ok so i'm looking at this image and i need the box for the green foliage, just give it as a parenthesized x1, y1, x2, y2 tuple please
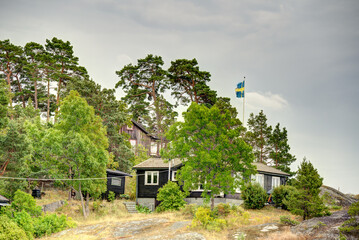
(245, 110, 272, 163)
(272, 185, 298, 210)
(10, 190, 42, 217)
(279, 215, 299, 226)
(191, 206, 227, 232)
(0, 215, 28, 240)
(163, 102, 255, 207)
(33, 214, 75, 238)
(0, 79, 9, 129)
(284, 158, 329, 220)
(156, 181, 187, 212)
(120, 194, 130, 200)
(339, 201, 359, 238)
(181, 204, 199, 217)
(136, 204, 151, 214)
(12, 210, 34, 239)
(107, 191, 116, 202)
(241, 182, 268, 209)
(213, 203, 231, 217)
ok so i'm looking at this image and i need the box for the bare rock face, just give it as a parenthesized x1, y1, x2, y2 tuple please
(291, 210, 355, 240)
(320, 185, 357, 207)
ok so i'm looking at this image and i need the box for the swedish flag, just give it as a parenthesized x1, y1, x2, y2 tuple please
(235, 81, 245, 98)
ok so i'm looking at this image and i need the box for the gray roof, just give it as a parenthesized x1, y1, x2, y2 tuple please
(0, 194, 9, 203)
(253, 162, 290, 176)
(133, 158, 183, 169)
(106, 169, 133, 177)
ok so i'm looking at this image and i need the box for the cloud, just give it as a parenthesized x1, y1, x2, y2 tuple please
(246, 92, 288, 111)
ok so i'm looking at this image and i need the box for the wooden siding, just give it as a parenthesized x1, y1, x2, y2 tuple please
(137, 169, 170, 198)
(106, 173, 126, 195)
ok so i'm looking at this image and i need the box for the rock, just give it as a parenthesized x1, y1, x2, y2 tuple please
(320, 185, 357, 207)
(42, 200, 65, 212)
(291, 210, 353, 240)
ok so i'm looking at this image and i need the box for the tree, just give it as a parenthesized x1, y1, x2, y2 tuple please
(65, 77, 134, 172)
(246, 110, 272, 163)
(167, 58, 217, 107)
(43, 91, 109, 217)
(284, 158, 329, 220)
(116, 54, 176, 146)
(0, 79, 9, 129)
(45, 38, 87, 115)
(269, 123, 296, 174)
(156, 181, 187, 212)
(163, 102, 255, 209)
(0, 39, 23, 108)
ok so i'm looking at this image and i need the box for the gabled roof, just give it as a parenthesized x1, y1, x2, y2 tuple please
(253, 162, 290, 176)
(133, 157, 182, 169)
(131, 120, 160, 140)
(0, 194, 9, 203)
(106, 169, 133, 177)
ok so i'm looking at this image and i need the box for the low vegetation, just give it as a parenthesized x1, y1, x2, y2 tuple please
(241, 182, 268, 209)
(339, 201, 359, 239)
(156, 181, 187, 212)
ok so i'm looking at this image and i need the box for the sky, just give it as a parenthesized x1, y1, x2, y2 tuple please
(1, 0, 359, 193)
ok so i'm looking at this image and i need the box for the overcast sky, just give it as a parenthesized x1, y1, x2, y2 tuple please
(1, 0, 358, 193)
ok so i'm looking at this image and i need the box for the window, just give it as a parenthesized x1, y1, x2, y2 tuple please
(272, 176, 280, 189)
(127, 125, 133, 130)
(252, 174, 264, 188)
(172, 171, 177, 181)
(145, 171, 159, 185)
(234, 172, 242, 193)
(111, 177, 122, 186)
(150, 142, 158, 155)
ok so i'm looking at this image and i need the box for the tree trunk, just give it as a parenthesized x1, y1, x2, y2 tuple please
(211, 197, 215, 211)
(47, 79, 50, 122)
(86, 192, 90, 216)
(79, 182, 87, 218)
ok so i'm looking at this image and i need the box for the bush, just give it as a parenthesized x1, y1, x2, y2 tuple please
(191, 206, 228, 232)
(241, 182, 268, 209)
(120, 194, 130, 200)
(156, 181, 187, 212)
(12, 210, 35, 239)
(279, 215, 299, 226)
(339, 201, 359, 238)
(272, 185, 298, 210)
(107, 191, 116, 202)
(33, 214, 76, 238)
(0, 215, 28, 240)
(136, 204, 151, 214)
(10, 190, 42, 217)
(213, 203, 231, 217)
(181, 204, 199, 217)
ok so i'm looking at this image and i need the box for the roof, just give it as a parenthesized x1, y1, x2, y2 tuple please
(133, 158, 183, 169)
(106, 169, 133, 177)
(131, 120, 160, 140)
(0, 194, 9, 203)
(253, 162, 290, 176)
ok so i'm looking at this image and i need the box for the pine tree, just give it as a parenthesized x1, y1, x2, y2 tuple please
(284, 158, 329, 220)
(269, 123, 296, 174)
(245, 110, 272, 163)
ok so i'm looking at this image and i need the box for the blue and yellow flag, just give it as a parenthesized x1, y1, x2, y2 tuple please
(235, 81, 245, 98)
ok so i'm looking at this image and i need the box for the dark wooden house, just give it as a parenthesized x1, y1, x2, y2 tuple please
(133, 158, 290, 210)
(105, 169, 132, 197)
(121, 120, 164, 156)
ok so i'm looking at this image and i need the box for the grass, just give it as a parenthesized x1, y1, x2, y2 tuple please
(37, 189, 301, 239)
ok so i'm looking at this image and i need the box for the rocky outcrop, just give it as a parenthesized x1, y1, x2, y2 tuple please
(42, 200, 65, 212)
(291, 210, 355, 240)
(320, 185, 357, 207)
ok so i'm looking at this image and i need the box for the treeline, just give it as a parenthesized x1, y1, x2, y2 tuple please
(0, 38, 296, 199)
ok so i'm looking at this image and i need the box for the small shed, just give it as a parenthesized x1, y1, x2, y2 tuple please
(0, 194, 10, 208)
(106, 169, 132, 197)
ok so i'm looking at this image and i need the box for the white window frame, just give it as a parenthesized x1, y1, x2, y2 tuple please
(171, 171, 177, 181)
(272, 176, 280, 189)
(252, 174, 264, 188)
(111, 177, 122, 186)
(145, 171, 159, 185)
(127, 125, 133, 130)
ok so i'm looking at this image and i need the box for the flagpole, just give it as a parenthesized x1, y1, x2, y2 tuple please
(243, 76, 245, 125)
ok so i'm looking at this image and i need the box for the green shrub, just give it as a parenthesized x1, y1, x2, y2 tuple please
(181, 204, 199, 217)
(279, 215, 299, 226)
(107, 191, 116, 202)
(11, 190, 42, 217)
(241, 182, 268, 209)
(136, 204, 151, 214)
(33, 213, 76, 238)
(12, 210, 35, 239)
(156, 181, 187, 212)
(120, 194, 130, 200)
(272, 185, 298, 210)
(339, 201, 359, 238)
(213, 203, 231, 217)
(0, 215, 28, 240)
(191, 206, 228, 232)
